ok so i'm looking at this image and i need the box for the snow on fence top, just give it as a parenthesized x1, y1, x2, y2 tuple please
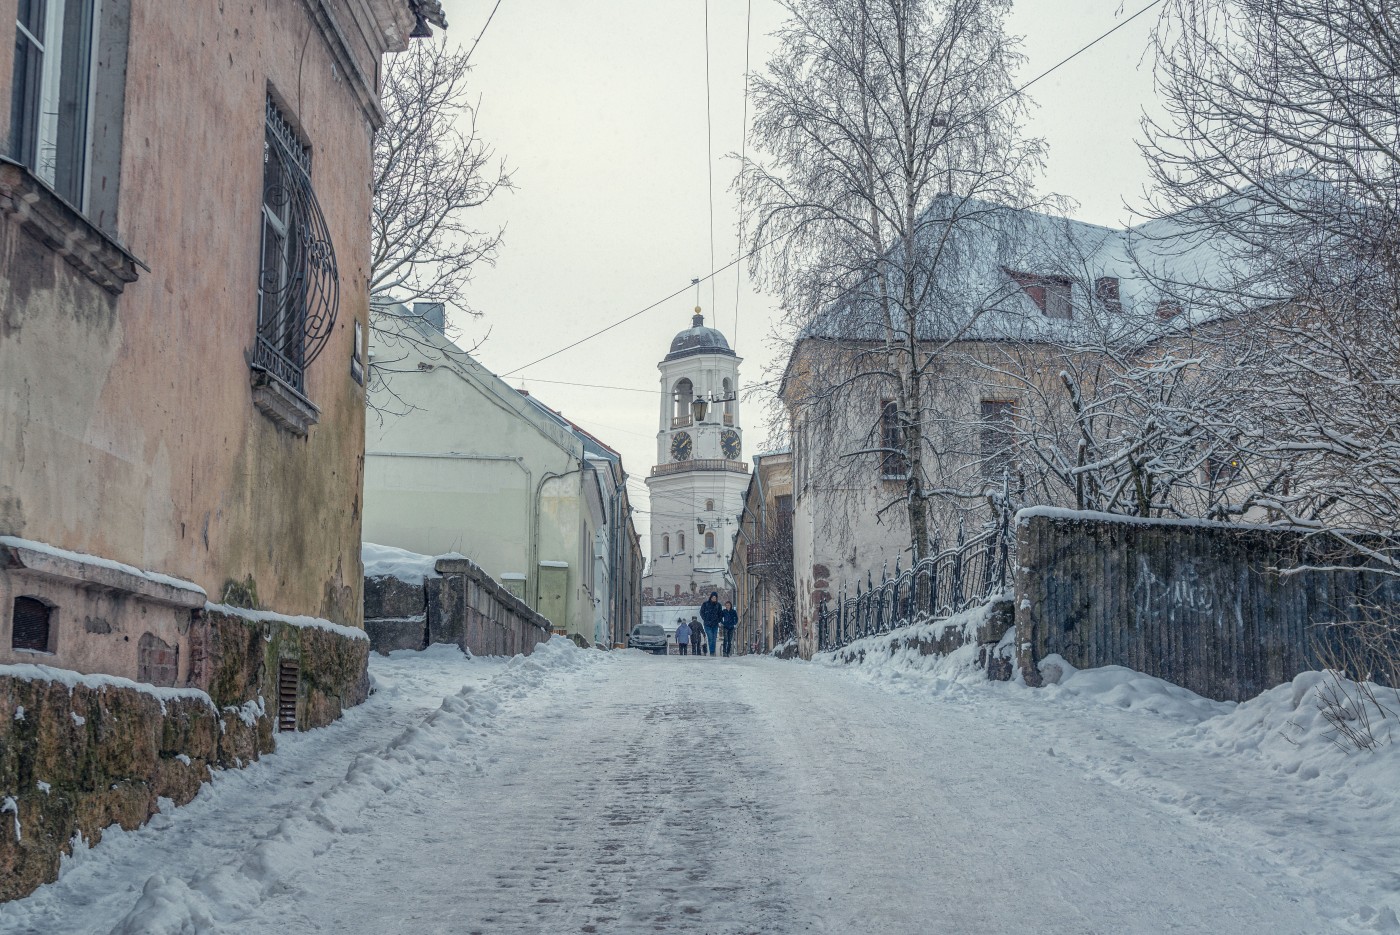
(0, 662, 216, 713)
(0, 535, 208, 597)
(1015, 506, 1271, 532)
(361, 542, 462, 585)
(204, 602, 369, 642)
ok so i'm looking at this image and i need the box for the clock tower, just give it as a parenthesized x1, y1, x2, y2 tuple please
(643, 308, 747, 606)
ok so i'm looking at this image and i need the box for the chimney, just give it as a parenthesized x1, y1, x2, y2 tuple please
(413, 302, 446, 334)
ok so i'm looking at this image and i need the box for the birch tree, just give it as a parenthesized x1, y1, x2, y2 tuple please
(745, 0, 1046, 561)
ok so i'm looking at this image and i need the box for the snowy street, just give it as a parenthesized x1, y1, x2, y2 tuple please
(2, 641, 1394, 934)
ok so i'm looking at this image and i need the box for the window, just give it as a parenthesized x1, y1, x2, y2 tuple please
(775, 494, 793, 517)
(254, 95, 339, 398)
(1204, 452, 1243, 486)
(9, 0, 97, 206)
(980, 400, 1016, 480)
(705, 498, 714, 511)
(880, 400, 908, 479)
(11, 596, 53, 652)
(673, 378, 694, 422)
(722, 378, 734, 423)
(704, 532, 716, 552)
(351, 320, 365, 385)
(1094, 277, 1121, 312)
(678, 533, 686, 552)
(1008, 270, 1073, 319)
(662, 534, 670, 554)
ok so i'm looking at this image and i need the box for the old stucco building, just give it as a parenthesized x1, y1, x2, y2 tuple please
(0, 0, 440, 681)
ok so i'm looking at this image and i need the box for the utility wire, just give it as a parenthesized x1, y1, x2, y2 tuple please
(733, 0, 752, 348)
(462, 0, 503, 66)
(502, 0, 1160, 377)
(704, 0, 718, 316)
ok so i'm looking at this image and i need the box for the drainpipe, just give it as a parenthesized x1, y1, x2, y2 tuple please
(365, 451, 532, 581)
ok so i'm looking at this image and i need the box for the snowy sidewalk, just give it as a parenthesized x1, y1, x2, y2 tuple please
(1, 642, 1391, 934)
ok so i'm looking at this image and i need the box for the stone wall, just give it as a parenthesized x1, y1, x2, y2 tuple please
(0, 607, 369, 902)
(823, 598, 1015, 679)
(364, 557, 553, 658)
(1015, 509, 1400, 702)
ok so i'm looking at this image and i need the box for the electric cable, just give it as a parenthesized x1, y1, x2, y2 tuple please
(501, 0, 1162, 377)
(704, 0, 718, 316)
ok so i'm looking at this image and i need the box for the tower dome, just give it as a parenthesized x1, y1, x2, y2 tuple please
(664, 308, 735, 362)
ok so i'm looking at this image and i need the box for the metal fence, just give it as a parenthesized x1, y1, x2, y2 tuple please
(816, 513, 1013, 653)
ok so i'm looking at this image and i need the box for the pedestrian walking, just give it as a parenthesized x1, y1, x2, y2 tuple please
(721, 601, 738, 657)
(689, 616, 703, 656)
(700, 591, 722, 657)
(674, 617, 691, 655)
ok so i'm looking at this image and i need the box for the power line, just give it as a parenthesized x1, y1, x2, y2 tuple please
(517, 377, 658, 394)
(462, 0, 503, 66)
(733, 0, 753, 348)
(503, 1, 1158, 377)
(703, 0, 718, 316)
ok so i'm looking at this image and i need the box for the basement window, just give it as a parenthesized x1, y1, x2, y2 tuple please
(11, 596, 54, 652)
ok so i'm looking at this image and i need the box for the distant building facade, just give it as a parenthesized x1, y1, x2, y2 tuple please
(0, 0, 431, 680)
(363, 307, 641, 646)
(643, 309, 747, 606)
(730, 450, 794, 654)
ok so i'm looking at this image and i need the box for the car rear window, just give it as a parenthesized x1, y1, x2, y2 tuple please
(636, 625, 664, 636)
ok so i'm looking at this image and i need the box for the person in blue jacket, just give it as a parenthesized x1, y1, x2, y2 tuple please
(699, 591, 723, 656)
(720, 600, 738, 657)
(674, 617, 691, 655)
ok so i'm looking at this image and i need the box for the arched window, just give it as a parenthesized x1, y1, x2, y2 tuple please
(704, 532, 716, 551)
(678, 533, 686, 552)
(705, 498, 714, 511)
(11, 596, 53, 652)
(722, 378, 734, 420)
(673, 378, 694, 421)
(662, 534, 670, 554)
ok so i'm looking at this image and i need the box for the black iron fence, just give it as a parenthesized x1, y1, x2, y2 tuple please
(816, 513, 1014, 653)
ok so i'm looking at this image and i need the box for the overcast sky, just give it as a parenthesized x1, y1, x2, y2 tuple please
(433, 0, 1161, 555)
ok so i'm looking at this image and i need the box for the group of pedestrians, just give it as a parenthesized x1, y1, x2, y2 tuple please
(673, 591, 739, 656)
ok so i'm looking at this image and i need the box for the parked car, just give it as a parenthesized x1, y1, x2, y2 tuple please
(627, 624, 668, 654)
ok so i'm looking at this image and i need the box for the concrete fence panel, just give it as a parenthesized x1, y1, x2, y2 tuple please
(1015, 509, 1400, 702)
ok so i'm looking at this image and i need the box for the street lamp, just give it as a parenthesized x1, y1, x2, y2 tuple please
(690, 395, 710, 424)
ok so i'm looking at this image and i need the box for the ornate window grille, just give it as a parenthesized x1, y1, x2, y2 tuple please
(254, 96, 338, 395)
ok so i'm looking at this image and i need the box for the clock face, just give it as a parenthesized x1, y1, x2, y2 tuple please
(721, 429, 741, 460)
(670, 431, 693, 462)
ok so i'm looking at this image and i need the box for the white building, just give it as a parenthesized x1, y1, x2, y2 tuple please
(643, 309, 749, 605)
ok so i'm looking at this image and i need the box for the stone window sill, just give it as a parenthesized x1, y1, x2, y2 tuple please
(0, 157, 142, 295)
(250, 368, 320, 437)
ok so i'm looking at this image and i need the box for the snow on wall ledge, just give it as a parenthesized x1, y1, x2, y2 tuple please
(0, 607, 372, 903)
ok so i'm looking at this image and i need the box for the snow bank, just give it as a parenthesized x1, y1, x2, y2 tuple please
(1034, 654, 1234, 723)
(815, 603, 1009, 692)
(1188, 670, 1400, 804)
(360, 541, 442, 584)
(203, 603, 368, 642)
(0, 662, 216, 713)
(97, 637, 595, 935)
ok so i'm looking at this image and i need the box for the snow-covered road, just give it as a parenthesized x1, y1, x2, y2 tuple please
(2, 641, 1392, 934)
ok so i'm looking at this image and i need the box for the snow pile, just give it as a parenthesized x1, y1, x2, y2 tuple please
(0, 662, 216, 713)
(361, 542, 445, 585)
(1188, 670, 1400, 802)
(91, 637, 594, 935)
(1035, 654, 1234, 723)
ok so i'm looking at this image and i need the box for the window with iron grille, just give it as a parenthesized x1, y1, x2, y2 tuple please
(254, 95, 339, 397)
(980, 399, 1016, 480)
(11, 596, 53, 652)
(880, 400, 908, 479)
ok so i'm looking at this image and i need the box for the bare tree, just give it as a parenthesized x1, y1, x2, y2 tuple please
(1143, 0, 1400, 568)
(372, 39, 512, 312)
(746, 0, 1048, 562)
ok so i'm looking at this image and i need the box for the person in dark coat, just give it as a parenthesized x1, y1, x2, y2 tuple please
(674, 617, 691, 655)
(720, 601, 738, 657)
(689, 616, 703, 655)
(699, 592, 722, 656)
